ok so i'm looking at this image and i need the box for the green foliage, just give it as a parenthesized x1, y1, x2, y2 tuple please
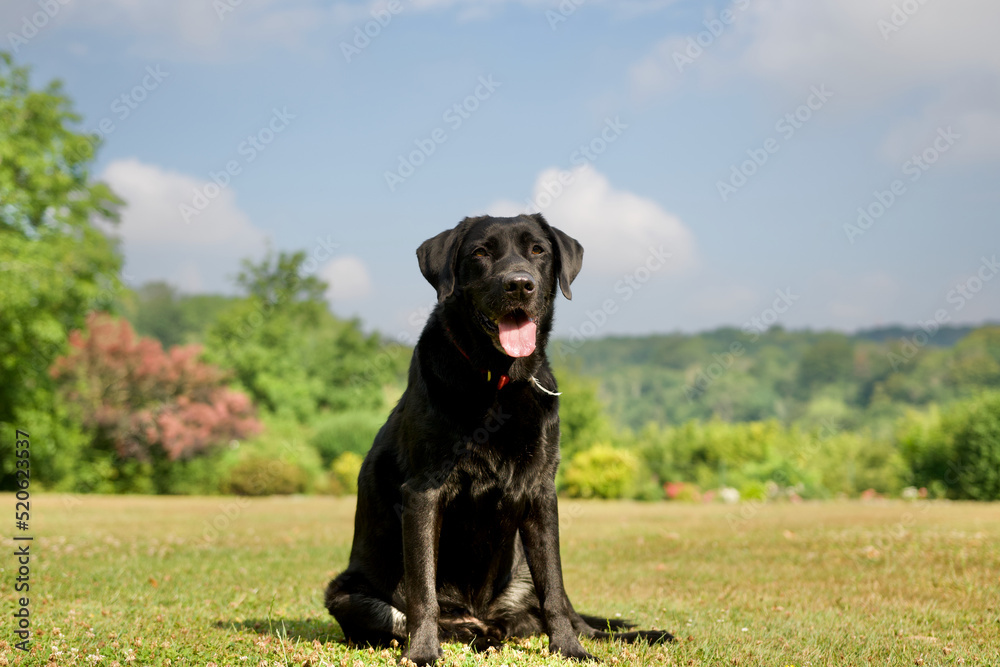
(49, 313, 260, 493)
(222, 456, 309, 496)
(553, 369, 615, 461)
(947, 328, 1000, 389)
(951, 395, 1000, 499)
(329, 451, 364, 495)
(630, 418, 906, 500)
(899, 391, 1000, 500)
(738, 480, 767, 501)
(0, 53, 124, 488)
(311, 410, 384, 466)
(796, 334, 854, 394)
(219, 418, 325, 496)
(124, 281, 237, 347)
(562, 444, 641, 499)
(560, 325, 1000, 432)
(206, 250, 402, 422)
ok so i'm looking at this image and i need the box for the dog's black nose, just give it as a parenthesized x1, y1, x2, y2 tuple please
(503, 271, 535, 297)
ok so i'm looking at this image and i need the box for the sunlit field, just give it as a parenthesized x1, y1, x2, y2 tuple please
(2, 495, 998, 666)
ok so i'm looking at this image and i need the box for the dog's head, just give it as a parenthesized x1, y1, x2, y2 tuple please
(417, 213, 583, 358)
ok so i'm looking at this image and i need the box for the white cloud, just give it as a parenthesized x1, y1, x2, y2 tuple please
(878, 86, 1000, 163)
(630, 0, 1000, 159)
(731, 0, 1000, 101)
(321, 255, 374, 301)
(628, 36, 689, 100)
(101, 158, 268, 292)
(487, 165, 698, 276)
(33, 0, 681, 60)
(53, 0, 347, 61)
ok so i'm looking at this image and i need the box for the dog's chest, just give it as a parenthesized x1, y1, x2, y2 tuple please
(445, 396, 554, 503)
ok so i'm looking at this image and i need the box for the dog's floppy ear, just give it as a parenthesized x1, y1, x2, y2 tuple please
(533, 213, 583, 300)
(417, 218, 474, 303)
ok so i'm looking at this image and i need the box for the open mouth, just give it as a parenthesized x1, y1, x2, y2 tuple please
(478, 309, 537, 358)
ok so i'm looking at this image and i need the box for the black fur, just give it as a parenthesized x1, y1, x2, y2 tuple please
(325, 214, 673, 665)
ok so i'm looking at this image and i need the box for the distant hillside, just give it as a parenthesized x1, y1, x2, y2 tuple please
(852, 324, 987, 346)
(552, 324, 1000, 431)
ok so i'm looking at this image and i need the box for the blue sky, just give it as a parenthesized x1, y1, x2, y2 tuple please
(6, 0, 999, 342)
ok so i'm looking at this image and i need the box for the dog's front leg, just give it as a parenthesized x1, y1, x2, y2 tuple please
(401, 482, 443, 666)
(521, 483, 596, 662)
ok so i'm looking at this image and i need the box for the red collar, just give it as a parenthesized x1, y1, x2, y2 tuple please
(444, 326, 511, 390)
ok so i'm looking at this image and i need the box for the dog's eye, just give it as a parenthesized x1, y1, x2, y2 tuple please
(531, 245, 544, 255)
(473, 248, 489, 258)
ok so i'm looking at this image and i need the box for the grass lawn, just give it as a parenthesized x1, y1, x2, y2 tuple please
(1, 495, 998, 666)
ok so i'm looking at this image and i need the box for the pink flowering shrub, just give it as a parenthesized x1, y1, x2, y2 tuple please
(51, 313, 260, 463)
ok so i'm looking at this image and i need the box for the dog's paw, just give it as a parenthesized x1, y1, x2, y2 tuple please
(400, 644, 443, 667)
(550, 639, 597, 662)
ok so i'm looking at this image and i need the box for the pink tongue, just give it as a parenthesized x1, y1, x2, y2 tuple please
(498, 314, 537, 357)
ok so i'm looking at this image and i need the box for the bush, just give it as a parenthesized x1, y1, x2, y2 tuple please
(218, 417, 325, 495)
(899, 392, 1000, 499)
(664, 481, 701, 502)
(897, 407, 950, 491)
(554, 371, 616, 461)
(738, 480, 767, 501)
(49, 313, 260, 493)
(328, 451, 364, 495)
(222, 456, 307, 496)
(311, 411, 384, 466)
(160, 451, 230, 495)
(563, 444, 640, 499)
(950, 393, 1000, 499)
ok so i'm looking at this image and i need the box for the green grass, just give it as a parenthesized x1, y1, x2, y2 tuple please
(2, 495, 999, 666)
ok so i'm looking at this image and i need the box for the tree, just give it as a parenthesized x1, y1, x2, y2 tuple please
(553, 369, 615, 461)
(947, 327, 1000, 390)
(128, 281, 187, 348)
(124, 281, 237, 347)
(206, 250, 399, 421)
(0, 52, 124, 488)
(51, 313, 261, 492)
(796, 334, 854, 394)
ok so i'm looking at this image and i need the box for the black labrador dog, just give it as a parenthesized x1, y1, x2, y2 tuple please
(325, 214, 672, 665)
